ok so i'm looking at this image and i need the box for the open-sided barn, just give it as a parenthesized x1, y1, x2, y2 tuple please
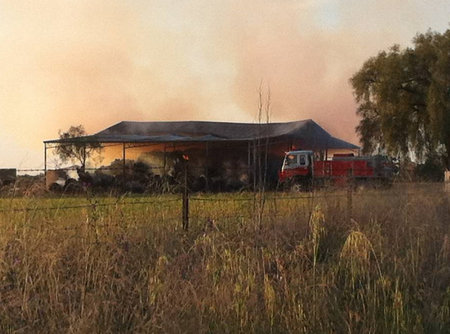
(44, 119, 359, 190)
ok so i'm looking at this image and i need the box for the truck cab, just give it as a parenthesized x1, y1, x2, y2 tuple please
(279, 150, 313, 183)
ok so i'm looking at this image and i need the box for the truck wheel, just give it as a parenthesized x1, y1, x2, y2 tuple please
(290, 178, 312, 192)
(291, 183, 303, 192)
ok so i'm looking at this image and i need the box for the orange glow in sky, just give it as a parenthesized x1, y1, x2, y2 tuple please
(0, 0, 449, 168)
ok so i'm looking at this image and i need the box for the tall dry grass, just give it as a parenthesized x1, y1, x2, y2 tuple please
(0, 184, 448, 333)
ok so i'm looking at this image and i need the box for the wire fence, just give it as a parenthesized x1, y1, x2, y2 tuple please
(0, 197, 180, 213)
(2, 161, 448, 232)
(0, 183, 447, 232)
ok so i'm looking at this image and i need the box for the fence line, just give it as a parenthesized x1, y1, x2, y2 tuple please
(0, 188, 442, 214)
(189, 193, 352, 202)
(0, 198, 179, 213)
(2, 186, 445, 211)
(2, 165, 448, 238)
(0, 192, 366, 213)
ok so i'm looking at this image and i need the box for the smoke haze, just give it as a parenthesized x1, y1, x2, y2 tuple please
(0, 0, 449, 167)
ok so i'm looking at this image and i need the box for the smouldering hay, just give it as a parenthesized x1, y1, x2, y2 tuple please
(0, 184, 449, 333)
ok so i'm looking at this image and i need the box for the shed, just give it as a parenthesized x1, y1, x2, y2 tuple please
(44, 119, 359, 189)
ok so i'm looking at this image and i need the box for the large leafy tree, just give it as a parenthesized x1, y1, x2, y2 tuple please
(55, 125, 102, 170)
(351, 29, 450, 170)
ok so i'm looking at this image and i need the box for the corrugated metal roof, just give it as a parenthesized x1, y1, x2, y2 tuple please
(44, 119, 359, 150)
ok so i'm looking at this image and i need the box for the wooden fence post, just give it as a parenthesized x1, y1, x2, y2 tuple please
(347, 181, 353, 223)
(445, 170, 450, 194)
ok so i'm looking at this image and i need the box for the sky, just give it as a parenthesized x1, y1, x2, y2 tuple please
(0, 0, 449, 169)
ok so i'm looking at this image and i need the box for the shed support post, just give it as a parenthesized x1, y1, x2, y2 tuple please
(247, 141, 251, 169)
(205, 142, 209, 191)
(182, 161, 189, 230)
(44, 143, 47, 178)
(122, 143, 126, 179)
(247, 141, 251, 187)
(163, 144, 167, 176)
(253, 140, 257, 191)
(82, 145, 86, 171)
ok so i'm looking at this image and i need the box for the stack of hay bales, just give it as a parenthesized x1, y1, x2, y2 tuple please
(0, 169, 16, 186)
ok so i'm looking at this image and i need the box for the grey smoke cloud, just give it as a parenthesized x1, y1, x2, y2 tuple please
(0, 0, 449, 167)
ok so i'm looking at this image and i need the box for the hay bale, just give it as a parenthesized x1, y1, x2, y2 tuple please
(46, 169, 67, 190)
(0, 169, 16, 185)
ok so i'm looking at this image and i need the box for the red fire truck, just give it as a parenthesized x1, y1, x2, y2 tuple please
(279, 150, 395, 190)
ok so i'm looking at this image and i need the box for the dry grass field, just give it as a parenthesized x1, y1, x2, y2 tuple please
(0, 184, 449, 333)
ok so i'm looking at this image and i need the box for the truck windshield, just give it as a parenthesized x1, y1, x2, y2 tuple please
(285, 154, 297, 166)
